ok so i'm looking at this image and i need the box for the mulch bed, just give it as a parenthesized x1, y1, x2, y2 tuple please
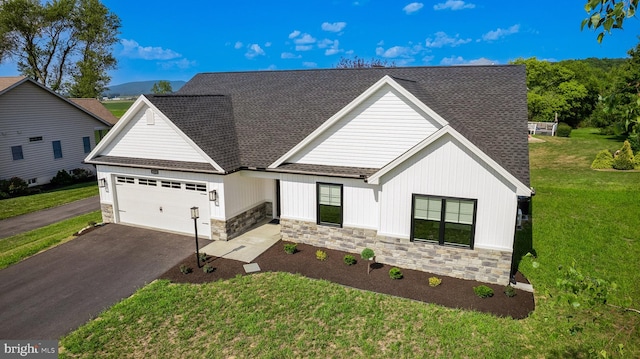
(160, 240, 535, 319)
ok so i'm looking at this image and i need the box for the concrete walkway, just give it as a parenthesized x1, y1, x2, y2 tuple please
(0, 195, 100, 239)
(201, 220, 281, 263)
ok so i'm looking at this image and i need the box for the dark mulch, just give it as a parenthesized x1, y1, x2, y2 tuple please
(160, 240, 535, 319)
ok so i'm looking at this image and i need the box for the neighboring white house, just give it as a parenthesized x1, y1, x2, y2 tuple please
(85, 66, 532, 285)
(0, 77, 115, 186)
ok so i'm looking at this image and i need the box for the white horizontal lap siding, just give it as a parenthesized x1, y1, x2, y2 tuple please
(280, 174, 378, 229)
(96, 164, 224, 219)
(223, 172, 272, 219)
(101, 106, 206, 163)
(0, 82, 105, 183)
(289, 86, 439, 168)
(379, 134, 518, 251)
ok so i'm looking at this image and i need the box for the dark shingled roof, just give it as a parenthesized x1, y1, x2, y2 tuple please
(147, 66, 528, 185)
(90, 156, 219, 173)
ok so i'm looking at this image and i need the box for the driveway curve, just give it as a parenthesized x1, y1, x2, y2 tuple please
(0, 224, 198, 340)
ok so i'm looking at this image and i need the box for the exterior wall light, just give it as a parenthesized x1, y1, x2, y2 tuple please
(209, 189, 218, 202)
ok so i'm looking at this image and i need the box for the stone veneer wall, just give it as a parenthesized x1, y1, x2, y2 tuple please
(280, 218, 512, 285)
(210, 202, 271, 241)
(101, 203, 113, 223)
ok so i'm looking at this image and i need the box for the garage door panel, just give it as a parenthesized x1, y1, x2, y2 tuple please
(114, 176, 210, 238)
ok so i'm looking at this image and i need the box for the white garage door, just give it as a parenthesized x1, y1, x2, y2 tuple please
(114, 175, 211, 238)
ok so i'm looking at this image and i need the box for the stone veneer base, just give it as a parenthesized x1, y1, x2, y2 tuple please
(280, 218, 512, 285)
(210, 202, 271, 241)
(101, 203, 114, 223)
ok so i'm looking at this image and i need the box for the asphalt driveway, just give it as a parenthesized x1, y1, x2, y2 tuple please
(0, 224, 198, 340)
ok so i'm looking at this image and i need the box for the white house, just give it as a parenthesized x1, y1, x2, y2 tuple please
(0, 77, 115, 186)
(85, 66, 531, 285)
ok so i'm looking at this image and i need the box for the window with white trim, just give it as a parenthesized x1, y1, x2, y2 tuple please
(161, 181, 181, 189)
(411, 195, 476, 248)
(116, 176, 134, 184)
(52, 140, 62, 159)
(11, 145, 23, 160)
(138, 178, 157, 186)
(82, 136, 91, 153)
(317, 183, 343, 227)
(185, 183, 206, 192)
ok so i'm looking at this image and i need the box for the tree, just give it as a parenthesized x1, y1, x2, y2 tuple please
(335, 56, 396, 68)
(151, 80, 173, 94)
(0, 0, 120, 96)
(582, 0, 638, 43)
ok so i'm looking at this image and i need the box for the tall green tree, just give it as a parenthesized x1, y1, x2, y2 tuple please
(0, 0, 120, 97)
(151, 80, 173, 94)
(582, 0, 638, 43)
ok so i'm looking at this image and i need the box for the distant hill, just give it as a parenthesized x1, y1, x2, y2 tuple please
(103, 80, 186, 98)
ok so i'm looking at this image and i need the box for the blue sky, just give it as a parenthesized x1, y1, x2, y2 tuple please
(2, 0, 640, 86)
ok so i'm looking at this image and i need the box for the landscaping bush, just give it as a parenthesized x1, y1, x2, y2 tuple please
(556, 122, 572, 137)
(473, 285, 494, 298)
(283, 243, 297, 254)
(428, 277, 442, 287)
(50, 170, 73, 186)
(315, 250, 327, 261)
(389, 267, 403, 279)
(70, 168, 93, 182)
(504, 286, 517, 298)
(612, 140, 635, 170)
(635, 152, 640, 169)
(202, 264, 215, 273)
(591, 149, 614, 169)
(8, 177, 28, 196)
(199, 252, 208, 262)
(343, 255, 356, 265)
(179, 265, 192, 274)
(361, 248, 375, 260)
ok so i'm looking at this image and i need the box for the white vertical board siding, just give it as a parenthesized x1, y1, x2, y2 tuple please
(96, 165, 225, 220)
(280, 174, 379, 229)
(379, 134, 518, 251)
(101, 106, 207, 163)
(0, 82, 108, 184)
(223, 172, 271, 219)
(288, 85, 440, 168)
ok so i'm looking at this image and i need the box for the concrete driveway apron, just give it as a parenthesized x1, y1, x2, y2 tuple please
(0, 224, 197, 340)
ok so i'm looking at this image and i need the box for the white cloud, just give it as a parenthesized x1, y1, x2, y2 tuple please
(321, 22, 347, 32)
(324, 40, 342, 55)
(159, 58, 197, 70)
(303, 61, 318, 68)
(294, 33, 316, 45)
(295, 45, 314, 51)
(264, 42, 272, 47)
(422, 55, 435, 63)
(377, 40, 385, 46)
(288, 30, 301, 39)
(317, 39, 334, 49)
(481, 24, 520, 41)
(245, 44, 265, 59)
(440, 56, 497, 66)
(121, 39, 181, 60)
(425, 32, 471, 48)
(433, 0, 475, 11)
(281, 52, 302, 59)
(234, 41, 243, 49)
(403, 2, 424, 14)
(375, 44, 423, 59)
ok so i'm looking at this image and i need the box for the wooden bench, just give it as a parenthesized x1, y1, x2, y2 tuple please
(528, 121, 557, 136)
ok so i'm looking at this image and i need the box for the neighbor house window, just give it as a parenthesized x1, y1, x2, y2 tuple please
(411, 195, 477, 248)
(82, 136, 91, 153)
(52, 140, 62, 159)
(317, 183, 343, 227)
(11, 145, 23, 160)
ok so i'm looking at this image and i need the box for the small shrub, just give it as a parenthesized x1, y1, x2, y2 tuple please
(50, 170, 73, 186)
(284, 243, 297, 254)
(473, 285, 494, 298)
(428, 277, 442, 287)
(179, 265, 192, 274)
(635, 152, 640, 169)
(316, 250, 327, 261)
(361, 248, 375, 260)
(504, 286, 517, 297)
(70, 168, 93, 182)
(389, 267, 403, 279)
(203, 264, 215, 273)
(612, 140, 635, 170)
(591, 149, 614, 169)
(556, 122, 572, 137)
(199, 252, 208, 262)
(343, 255, 357, 265)
(7, 177, 28, 196)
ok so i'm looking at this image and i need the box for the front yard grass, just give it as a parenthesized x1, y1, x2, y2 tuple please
(0, 182, 98, 220)
(59, 128, 640, 358)
(0, 211, 101, 270)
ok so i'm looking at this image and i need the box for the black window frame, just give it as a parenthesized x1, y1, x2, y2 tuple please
(82, 136, 91, 153)
(316, 182, 343, 227)
(52, 140, 62, 159)
(11, 145, 24, 161)
(410, 194, 477, 249)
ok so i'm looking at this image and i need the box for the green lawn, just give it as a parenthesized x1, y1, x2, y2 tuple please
(0, 182, 98, 220)
(101, 100, 134, 118)
(59, 128, 640, 358)
(0, 211, 102, 270)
